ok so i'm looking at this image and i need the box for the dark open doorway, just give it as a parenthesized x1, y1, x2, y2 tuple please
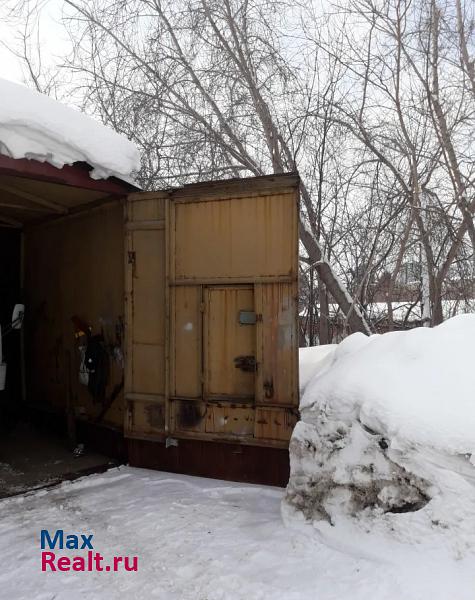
(0, 228, 119, 498)
(0, 227, 21, 428)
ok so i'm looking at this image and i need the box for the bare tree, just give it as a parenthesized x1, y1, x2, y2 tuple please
(5, 0, 475, 339)
(311, 0, 475, 326)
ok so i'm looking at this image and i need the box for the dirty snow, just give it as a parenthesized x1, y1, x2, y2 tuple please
(0, 78, 140, 181)
(285, 314, 475, 597)
(2, 466, 475, 600)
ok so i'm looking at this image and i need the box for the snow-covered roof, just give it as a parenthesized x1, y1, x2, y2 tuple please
(0, 78, 140, 183)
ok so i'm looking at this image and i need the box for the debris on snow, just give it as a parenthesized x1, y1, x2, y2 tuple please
(0, 78, 140, 182)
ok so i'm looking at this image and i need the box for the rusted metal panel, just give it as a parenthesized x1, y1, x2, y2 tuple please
(125, 174, 299, 455)
(171, 173, 299, 202)
(204, 286, 255, 399)
(125, 397, 166, 440)
(127, 437, 291, 487)
(170, 285, 201, 398)
(129, 230, 165, 343)
(254, 407, 298, 441)
(205, 404, 254, 437)
(19, 171, 298, 486)
(171, 275, 294, 285)
(171, 192, 297, 281)
(255, 282, 298, 407)
(173, 400, 206, 434)
(165, 175, 299, 450)
(130, 343, 165, 395)
(124, 195, 167, 439)
(173, 401, 255, 439)
(127, 228, 166, 394)
(24, 201, 126, 427)
(129, 195, 167, 221)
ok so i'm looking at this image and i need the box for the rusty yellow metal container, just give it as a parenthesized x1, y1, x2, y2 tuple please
(19, 172, 299, 484)
(124, 174, 300, 455)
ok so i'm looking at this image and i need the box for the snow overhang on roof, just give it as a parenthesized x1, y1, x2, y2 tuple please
(0, 78, 140, 184)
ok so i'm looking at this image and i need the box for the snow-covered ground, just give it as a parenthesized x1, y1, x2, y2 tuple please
(0, 78, 140, 181)
(0, 465, 474, 599)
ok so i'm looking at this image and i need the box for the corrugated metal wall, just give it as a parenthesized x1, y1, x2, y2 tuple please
(125, 174, 299, 449)
(24, 202, 125, 427)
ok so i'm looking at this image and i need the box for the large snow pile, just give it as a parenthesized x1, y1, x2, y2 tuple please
(285, 314, 475, 563)
(0, 78, 140, 181)
(299, 344, 336, 393)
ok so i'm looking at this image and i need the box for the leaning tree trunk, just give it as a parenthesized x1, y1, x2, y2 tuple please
(299, 220, 372, 335)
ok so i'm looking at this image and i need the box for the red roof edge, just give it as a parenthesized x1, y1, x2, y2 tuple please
(0, 155, 140, 195)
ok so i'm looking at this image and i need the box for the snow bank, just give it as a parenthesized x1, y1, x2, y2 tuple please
(299, 344, 336, 394)
(0, 78, 140, 181)
(285, 314, 475, 561)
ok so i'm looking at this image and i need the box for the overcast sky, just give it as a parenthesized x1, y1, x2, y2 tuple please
(0, 0, 67, 85)
(0, 22, 24, 83)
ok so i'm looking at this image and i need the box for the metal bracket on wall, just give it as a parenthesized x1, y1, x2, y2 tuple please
(238, 310, 257, 325)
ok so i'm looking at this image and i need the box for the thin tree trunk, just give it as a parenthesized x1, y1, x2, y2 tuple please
(308, 266, 315, 346)
(318, 279, 330, 344)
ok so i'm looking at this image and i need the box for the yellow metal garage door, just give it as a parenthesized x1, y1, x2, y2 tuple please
(204, 286, 255, 400)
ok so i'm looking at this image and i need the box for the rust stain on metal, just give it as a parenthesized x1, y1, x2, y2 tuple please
(178, 400, 205, 429)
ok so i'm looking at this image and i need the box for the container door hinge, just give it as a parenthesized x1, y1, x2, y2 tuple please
(238, 310, 262, 324)
(128, 251, 137, 277)
(263, 379, 274, 399)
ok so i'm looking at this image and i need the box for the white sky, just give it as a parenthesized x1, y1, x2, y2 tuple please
(0, 0, 68, 85)
(0, 24, 25, 83)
